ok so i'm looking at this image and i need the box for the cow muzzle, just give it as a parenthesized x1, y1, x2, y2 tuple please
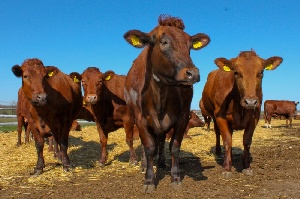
(241, 97, 259, 109)
(176, 67, 200, 85)
(85, 94, 98, 104)
(32, 93, 47, 106)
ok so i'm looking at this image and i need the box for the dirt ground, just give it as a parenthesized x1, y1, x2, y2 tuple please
(1, 119, 300, 199)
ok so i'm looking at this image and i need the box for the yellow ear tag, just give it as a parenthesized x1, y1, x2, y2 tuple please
(265, 64, 273, 70)
(105, 75, 111, 81)
(193, 41, 202, 49)
(83, 100, 86, 105)
(48, 71, 54, 77)
(73, 76, 80, 83)
(223, 65, 231, 72)
(131, 35, 140, 46)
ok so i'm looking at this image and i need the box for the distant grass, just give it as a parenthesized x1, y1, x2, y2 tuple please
(0, 125, 17, 132)
(0, 117, 17, 123)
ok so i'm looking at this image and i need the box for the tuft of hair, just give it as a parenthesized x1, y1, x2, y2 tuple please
(239, 49, 258, 59)
(158, 14, 185, 30)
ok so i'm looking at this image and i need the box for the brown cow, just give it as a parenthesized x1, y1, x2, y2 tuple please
(201, 50, 283, 178)
(199, 99, 212, 131)
(165, 111, 205, 139)
(81, 67, 137, 166)
(123, 15, 210, 192)
(16, 88, 32, 146)
(12, 58, 83, 176)
(264, 100, 299, 128)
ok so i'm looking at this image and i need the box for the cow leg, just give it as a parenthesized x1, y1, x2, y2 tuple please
(142, 140, 156, 193)
(59, 133, 70, 172)
(215, 117, 233, 178)
(242, 128, 254, 175)
(214, 119, 221, 155)
(169, 133, 183, 188)
(31, 134, 45, 176)
(123, 120, 138, 165)
(16, 120, 23, 146)
(97, 125, 108, 166)
(157, 134, 166, 169)
(24, 123, 30, 144)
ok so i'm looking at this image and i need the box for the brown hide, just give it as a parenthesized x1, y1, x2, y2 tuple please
(81, 67, 136, 165)
(199, 99, 212, 131)
(16, 88, 32, 146)
(165, 111, 205, 139)
(264, 100, 298, 128)
(77, 103, 95, 122)
(12, 58, 83, 175)
(201, 50, 283, 176)
(123, 15, 210, 191)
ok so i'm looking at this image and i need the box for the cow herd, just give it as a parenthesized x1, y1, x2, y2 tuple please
(12, 15, 298, 193)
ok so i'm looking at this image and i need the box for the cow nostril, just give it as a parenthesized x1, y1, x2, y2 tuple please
(245, 99, 258, 106)
(186, 70, 193, 79)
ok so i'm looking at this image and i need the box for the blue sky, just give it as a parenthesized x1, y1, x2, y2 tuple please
(1, 0, 299, 109)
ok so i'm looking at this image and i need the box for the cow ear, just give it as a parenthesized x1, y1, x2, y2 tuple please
(69, 72, 82, 83)
(124, 30, 150, 48)
(214, 58, 233, 72)
(103, 70, 115, 81)
(45, 66, 59, 77)
(264, 56, 283, 70)
(191, 33, 210, 50)
(12, 65, 22, 77)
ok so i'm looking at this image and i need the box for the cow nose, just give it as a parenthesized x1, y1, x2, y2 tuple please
(186, 69, 200, 82)
(86, 95, 97, 103)
(34, 93, 47, 106)
(244, 98, 258, 109)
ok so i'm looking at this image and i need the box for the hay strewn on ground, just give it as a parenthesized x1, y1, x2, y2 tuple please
(1, 119, 300, 192)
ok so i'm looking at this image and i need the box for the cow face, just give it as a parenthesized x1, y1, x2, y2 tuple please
(215, 50, 283, 109)
(124, 15, 210, 86)
(81, 67, 115, 104)
(12, 58, 47, 106)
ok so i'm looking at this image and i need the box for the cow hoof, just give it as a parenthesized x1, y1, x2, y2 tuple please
(221, 171, 233, 179)
(170, 181, 183, 190)
(98, 162, 106, 167)
(30, 168, 43, 176)
(242, 168, 253, 176)
(142, 184, 156, 194)
(130, 159, 138, 166)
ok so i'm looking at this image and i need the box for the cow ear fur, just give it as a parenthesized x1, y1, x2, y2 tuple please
(103, 70, 115, 81)
(12, 65, 22, 77)
(69, 72, 82, 83)
(124, 30, 150, 48)
(45, 66, 59, 77)
(214, 58, 233, 72)
(191, 33, 211, 50)
(264, 56, 283, 71)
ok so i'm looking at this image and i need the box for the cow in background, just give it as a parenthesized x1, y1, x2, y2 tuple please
(165, 111, 205, 139)
(264, 100, 299, 128)
(201, 50, 283, 178)
(12, 58, 82, 176)
(123, 14, 210, 192)
(81, 67, 137, 166)
(199, 99, 212, 132)
(16, 88, 32, 146)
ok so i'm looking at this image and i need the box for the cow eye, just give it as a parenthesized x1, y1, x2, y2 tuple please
(257, 71, 264, 78)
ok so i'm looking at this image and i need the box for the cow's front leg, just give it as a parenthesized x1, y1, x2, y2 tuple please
(97, 125, 108, 166)
(60, 135, 70, 172)
(216, 117, 233, 178)
(142, 141, 156, 193)
(31, 135, 45, 176)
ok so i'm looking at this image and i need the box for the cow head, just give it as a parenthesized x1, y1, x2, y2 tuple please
(12, 58, 47, 106)
(123, 15, 210, 86)
(81, 67, 115, 104)
(214, 50, 283, 109)
(69, 72, 82, 87)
